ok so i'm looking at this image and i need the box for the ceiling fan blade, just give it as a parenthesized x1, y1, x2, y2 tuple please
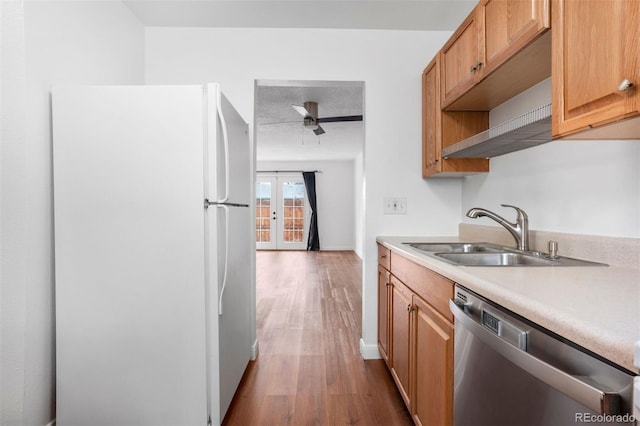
(317, 115, 363, 123)
(292, 104, 311, 118)
(259, 120, 303, 126)
(313, 126, 326, 136)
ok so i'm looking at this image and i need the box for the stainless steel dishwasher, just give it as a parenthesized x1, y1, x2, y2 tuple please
(450, 285, 636, 426)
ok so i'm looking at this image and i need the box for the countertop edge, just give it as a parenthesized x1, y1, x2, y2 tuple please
(377, 236, 640, 374)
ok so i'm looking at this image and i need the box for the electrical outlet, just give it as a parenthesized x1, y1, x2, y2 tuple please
(383, 197, 407, 214)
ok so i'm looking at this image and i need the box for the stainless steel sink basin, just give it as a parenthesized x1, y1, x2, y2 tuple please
(403, 241, 607, 267)
(434, 251, 607, 267)
(406, 242, 504, 254)
(435, 252, 559, 266)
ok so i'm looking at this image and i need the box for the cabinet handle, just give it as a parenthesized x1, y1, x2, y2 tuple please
(380, 254, 387, 259)
(407, 304, 415, 313)
(470, 61, 484, 73)
(618, 78, 633, 91)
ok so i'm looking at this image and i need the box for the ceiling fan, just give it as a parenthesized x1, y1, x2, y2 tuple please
(292, 101, 363, 136)
(261, 101, 363, 136)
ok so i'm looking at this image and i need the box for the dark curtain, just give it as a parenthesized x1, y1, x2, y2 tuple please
(302, 172, 320, 251)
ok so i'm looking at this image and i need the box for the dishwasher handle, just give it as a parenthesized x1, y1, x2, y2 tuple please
(449, 299, 622, 415)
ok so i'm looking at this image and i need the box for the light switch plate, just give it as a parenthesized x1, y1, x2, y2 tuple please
(383, 197, 407, 214)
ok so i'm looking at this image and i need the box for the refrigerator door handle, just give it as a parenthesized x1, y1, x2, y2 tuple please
(204, 198, 249, 316)
(217, 204, 230, 316)
(215, 87, 230, 204)
(204, 199, 249, 208)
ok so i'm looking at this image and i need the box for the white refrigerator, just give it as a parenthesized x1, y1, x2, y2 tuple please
(52, 84, 254, 425)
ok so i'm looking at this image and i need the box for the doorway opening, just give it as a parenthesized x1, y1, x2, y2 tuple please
(254, 79, 365, 254)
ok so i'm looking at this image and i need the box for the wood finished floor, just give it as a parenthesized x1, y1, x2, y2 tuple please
(222, 251, 412, 426)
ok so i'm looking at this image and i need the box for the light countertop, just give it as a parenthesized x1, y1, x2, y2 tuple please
(377, 236, 640, 374)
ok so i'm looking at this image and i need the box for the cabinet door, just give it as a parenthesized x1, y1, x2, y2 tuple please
(377, 265, 391, 364)
(552, 0, 640, 137)
(422, 55, 441, 177)
(412, 295, 454, 426)
(390, 276, 413, 408)
(441, 6, 483, 107)
(423, 53, 490, 178)
(481, 0, 550, 76)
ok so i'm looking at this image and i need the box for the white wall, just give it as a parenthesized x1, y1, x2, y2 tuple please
(258, 160, 356, 251)
(2, 2, 30, 424)
(354, 152, 365, 258)
(1, 2, 144, 424)
(145, 27, 461, 357)
(462, 78, 640, 238)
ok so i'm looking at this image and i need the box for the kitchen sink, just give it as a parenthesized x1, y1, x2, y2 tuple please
(436, 252, 560, 266)
(403, 241, 607, 267)
(434, 251, 607, 267)
(406, 242, 504, 254)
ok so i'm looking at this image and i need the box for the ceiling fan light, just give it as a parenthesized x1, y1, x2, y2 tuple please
(304, 117, 318, 130)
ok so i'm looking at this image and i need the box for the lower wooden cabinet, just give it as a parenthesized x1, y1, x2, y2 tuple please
(377, 264, 391, 363)
(390, 276, 413, 408)
(377, 244, 454, 426)
(413, 294, 454, 426)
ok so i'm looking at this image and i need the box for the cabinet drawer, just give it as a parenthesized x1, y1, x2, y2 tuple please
(378, 244, 391, 270)
(390, 253, 454, 322)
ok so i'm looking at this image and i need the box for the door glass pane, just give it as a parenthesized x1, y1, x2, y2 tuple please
(282, 182, 305, 243)
(256, 182, 271, 242)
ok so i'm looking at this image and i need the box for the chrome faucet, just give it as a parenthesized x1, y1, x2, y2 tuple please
(466, 204, 529, 251)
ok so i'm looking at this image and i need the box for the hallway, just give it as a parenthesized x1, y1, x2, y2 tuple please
(223, 251, 412, 425)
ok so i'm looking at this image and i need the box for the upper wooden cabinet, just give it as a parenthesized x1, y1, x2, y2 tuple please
(481, 0, 550, 76)
(441, 0, 551, 110)
(441, 6, 483, 107)
(552, 0, 640, 138)
(422, 53, 489, 178)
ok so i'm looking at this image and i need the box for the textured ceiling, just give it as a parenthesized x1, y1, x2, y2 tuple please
(255, 81, 364, 161)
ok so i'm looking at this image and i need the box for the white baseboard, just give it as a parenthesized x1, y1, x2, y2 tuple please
(359, 338, 381, 360)
(250, 338, 259, 361)
(46, 420, 56, 426)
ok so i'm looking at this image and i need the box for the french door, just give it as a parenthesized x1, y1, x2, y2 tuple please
(256, 175, 310, 250)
